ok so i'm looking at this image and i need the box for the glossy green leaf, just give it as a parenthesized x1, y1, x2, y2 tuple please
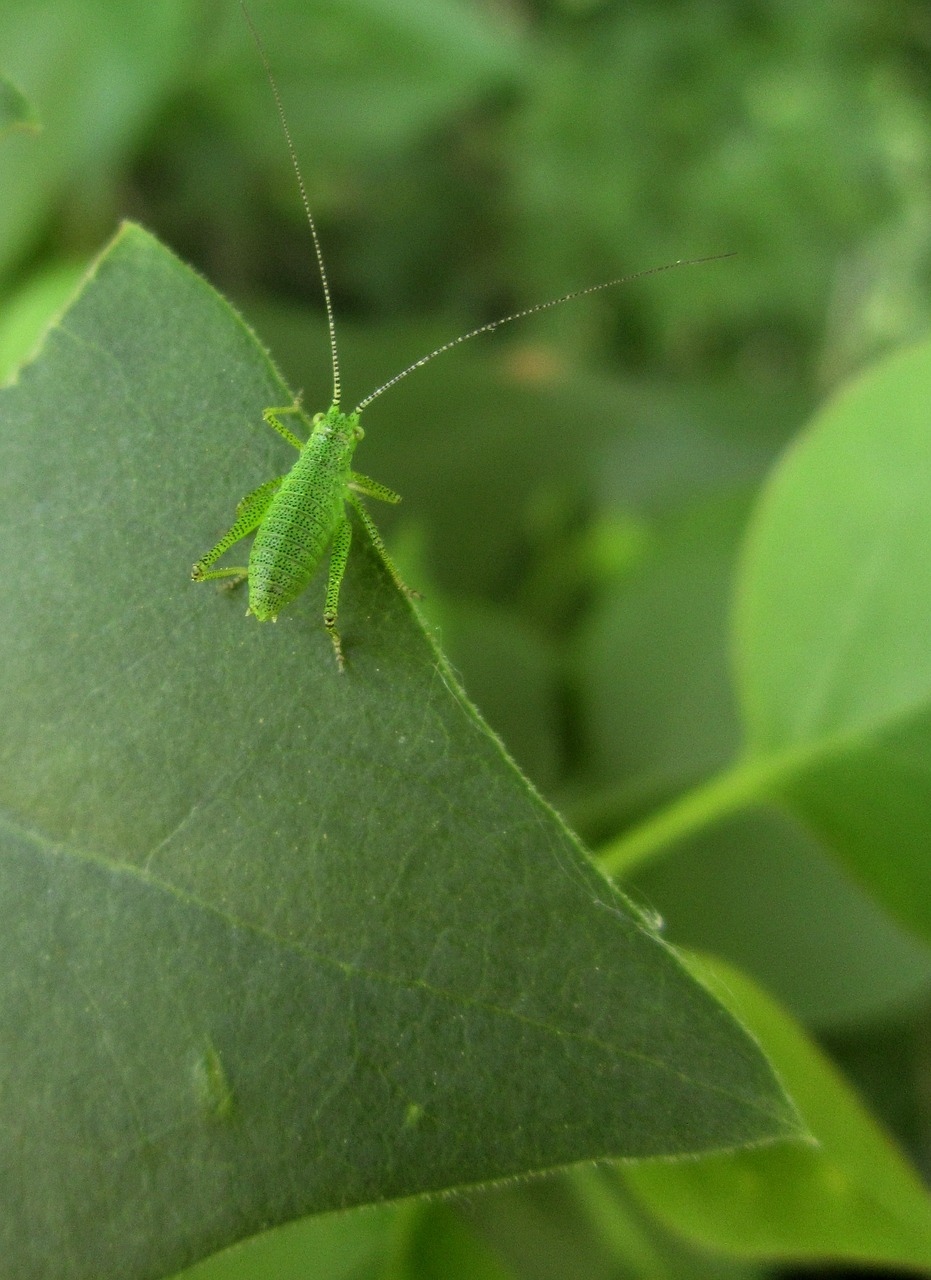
(623, 954, 931, 1269)
(0, 225, 801, 1280)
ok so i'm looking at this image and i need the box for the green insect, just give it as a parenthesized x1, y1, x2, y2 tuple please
(191, 396, 407, 672)
(193, 0, 728, 670)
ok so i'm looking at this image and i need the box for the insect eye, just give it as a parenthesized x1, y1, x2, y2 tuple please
(312, 412, 325, 426)
(355, 424, 365, 441)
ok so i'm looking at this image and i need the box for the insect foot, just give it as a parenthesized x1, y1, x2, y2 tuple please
(323, 609, 346, 672)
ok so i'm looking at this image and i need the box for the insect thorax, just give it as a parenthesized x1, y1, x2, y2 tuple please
(309, 404, 364, 451)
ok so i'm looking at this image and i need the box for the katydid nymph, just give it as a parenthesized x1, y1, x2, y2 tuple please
(192, 0, 730, 670)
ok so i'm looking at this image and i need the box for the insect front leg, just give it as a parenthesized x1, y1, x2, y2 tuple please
(346, 492, 421, 601)
(262, 399, 306, 450)
(192, 475, 283, 587)
(324, 515, 352, 671)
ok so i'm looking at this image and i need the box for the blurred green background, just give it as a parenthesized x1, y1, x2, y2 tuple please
(4, 0, 931, 1276)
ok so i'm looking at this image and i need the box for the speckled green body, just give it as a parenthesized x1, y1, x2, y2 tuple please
(248, 409, 359, 622)
(192, 401, 407, 668)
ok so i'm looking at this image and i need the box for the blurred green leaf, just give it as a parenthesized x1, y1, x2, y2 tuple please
(601, 337, 931, 945)
(628, 807, 931, 1029)
(0, 0, 194, 281)
(211, 0, 520, 175)
(461, 1173, 762, 1280)
(576, 493, 749, 799)
(582, 491, 931, 1028)
(0, 225, 802, 1280)
(508, 5, 931, 369)
(623, 953, 931, 1269)
(734, 335, 931, 942)
(173, 1205, 395, 1280)
(399, 1202, 517, 1280)
(0, 258, 86, 382)
(428, 597, 561, 792)
(0, 72, 38, 136)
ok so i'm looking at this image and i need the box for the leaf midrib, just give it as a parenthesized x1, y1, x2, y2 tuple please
(0, 808, 795, 1123)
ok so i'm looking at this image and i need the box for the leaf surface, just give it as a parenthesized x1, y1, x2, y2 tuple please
(0, 225, 800, 1280)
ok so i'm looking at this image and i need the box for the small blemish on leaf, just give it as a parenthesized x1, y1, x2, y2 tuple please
(193, 1038, 235, 1122)
(404, 1102, 424, 1128)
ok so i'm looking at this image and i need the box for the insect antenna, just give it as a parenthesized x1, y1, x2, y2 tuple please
(239, 0, 342, 407)
(354, 253, 734, 414)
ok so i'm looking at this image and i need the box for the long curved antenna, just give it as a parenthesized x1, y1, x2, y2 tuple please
(239, 0, 342, 406)
(354, 253, 734, 414)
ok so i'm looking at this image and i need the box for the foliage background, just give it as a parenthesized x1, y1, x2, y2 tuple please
(3, 0, 931, 1276)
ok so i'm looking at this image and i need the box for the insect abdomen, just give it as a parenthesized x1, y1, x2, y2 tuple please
(248, 437, 347, 620)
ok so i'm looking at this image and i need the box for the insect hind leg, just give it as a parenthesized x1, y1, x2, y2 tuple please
(192, 476, 283, 585)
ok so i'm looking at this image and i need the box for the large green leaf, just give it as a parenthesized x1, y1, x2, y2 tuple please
(0, 225, 800, 1280)
(623, 953, 931, 1270)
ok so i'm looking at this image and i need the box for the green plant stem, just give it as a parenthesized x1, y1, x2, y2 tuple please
(597, 744, 816, 879)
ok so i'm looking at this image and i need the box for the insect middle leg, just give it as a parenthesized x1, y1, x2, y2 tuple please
(349, 471, 401, 505)
(346, 492, 420, 600)
(191, 475, 283, 586)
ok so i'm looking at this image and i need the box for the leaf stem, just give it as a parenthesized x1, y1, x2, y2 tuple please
(596, 747, 810, 878)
